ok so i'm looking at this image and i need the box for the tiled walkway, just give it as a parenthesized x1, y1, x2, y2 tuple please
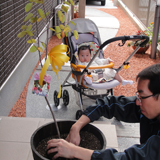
(0, 1, 141, 159)
(0, 116, 118, 160)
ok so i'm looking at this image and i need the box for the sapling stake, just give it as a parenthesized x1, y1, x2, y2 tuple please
(17, 0, 76, 140)
(45, 96, 61, 138)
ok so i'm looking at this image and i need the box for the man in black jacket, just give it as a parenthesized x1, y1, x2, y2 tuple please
(47, 63, 160, 160)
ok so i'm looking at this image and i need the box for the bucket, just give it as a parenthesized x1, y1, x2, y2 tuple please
(30, 120, 106, 160)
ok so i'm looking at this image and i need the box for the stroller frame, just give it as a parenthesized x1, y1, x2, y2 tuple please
(53, 18, 149, 119)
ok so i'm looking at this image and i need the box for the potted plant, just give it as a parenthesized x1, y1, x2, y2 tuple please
(74, 2, 79, 18)
(17, 0, 106, 159)
(127, 22, 160, 54)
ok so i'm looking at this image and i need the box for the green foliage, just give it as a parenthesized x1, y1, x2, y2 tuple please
(37, 9, 45, 19)
(25, 3, 33, 12)
(69, 0, 74, 5)
(41, 42, 45, 48)
(17, 31, 26, 38)
(30, 45, 37, 52)
(62, 5, 69, 13)
(27, 39, 36, 43)
(24, 13, 33, 22)
(17, 0, 77, 53)
(30, 16, 37, 23)
(128, 22, 160, 48)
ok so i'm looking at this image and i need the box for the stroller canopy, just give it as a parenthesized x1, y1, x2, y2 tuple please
(67, 18, 102, 45)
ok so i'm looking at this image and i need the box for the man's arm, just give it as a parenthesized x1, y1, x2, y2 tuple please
(66, 115, 90, 145)
(67, 95, 140, 145)
(91, 135, 160, 160)
(47, 134, 160, 160)
(84, 95, 140, 123)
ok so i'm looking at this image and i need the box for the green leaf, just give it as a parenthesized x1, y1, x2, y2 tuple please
(49, 27, 55, 31)
(69, 0, 74, 6)
(21, 25, 27, 30)
(37, 17, 42, 22)
(29, 0, 34, 2)
(57, 10, 63, 21)
(35, 0, 44, 3)
(24, 13, 33, 22)
(56, 33, 61, 39)
(38, 47, 43, 52)
(61, 13, 65, 23)
(27, 39, 36, 43)
(26, 31, 33, 36)
(25, 3, 33, 12)
(64, 1, 70, 5)
(73, 30, 79, 40)
(41, 42, 45, 48)
(17, 31, 26, 38)
(30, 45, 37, 52)
(46, 11, 50, 16)
(62, 5, 69, 13)
(55, 26, 61, 34)
(59, 24, 65, 30)
(30, 16, 37, 23)
(65, 32, 68, 37)
(37, 8, 45, 19)
(70, 21, 76, 26)
(63, 25, 71, 33)
(26, 24, 32, 31)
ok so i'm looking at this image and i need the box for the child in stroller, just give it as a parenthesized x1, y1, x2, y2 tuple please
(77, 45, 133, 85)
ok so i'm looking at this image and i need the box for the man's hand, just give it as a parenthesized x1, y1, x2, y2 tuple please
(66, 125, 81, 146)
(47, 139, 76, 159)
(47, 138, 93, 160)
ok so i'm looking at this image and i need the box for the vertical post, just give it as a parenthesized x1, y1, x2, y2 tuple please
(146, 0, 151, 27)
(71, 4, 74, 19)
(79, 0, 86, 18)
(150, 1, 160, 59)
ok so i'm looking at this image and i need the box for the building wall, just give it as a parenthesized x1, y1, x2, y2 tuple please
(0, 0, 58, 116)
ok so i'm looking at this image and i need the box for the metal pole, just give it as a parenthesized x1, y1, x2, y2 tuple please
(146, 0, 151, 27)
(150, 1, 160, 59)
(79, 0, 86, 18)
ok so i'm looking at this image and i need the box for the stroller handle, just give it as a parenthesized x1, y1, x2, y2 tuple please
(100, 35, 149, 50)
(76, 62, 114, 70)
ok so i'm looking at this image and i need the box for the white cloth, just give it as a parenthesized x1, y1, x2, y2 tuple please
(77, 57, 117, 81)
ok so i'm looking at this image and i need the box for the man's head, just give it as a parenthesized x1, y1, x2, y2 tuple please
(78, 45, 91, 63)
(136, 64, 160, 119)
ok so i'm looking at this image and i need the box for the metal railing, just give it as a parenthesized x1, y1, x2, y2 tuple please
(121, 0, 157, 27)
(0, 0, 58, 89)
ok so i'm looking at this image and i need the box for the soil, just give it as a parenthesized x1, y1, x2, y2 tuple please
(36, 131, 102, 160)
(8, 6, 160, 117)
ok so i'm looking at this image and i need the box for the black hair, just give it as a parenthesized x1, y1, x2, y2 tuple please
(136, 64, 160, 96)
(78, 45, 91, 55)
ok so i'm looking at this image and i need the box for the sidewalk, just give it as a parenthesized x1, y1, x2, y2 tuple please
(26, 2, 140, 153)
(0, 116, 118, 160)
(26, 3, 120, 120)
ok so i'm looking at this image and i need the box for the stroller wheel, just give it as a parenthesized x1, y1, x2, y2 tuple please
(76, 110, 83, 120)
(54, 90, 59, 107)
(63, 90, 69, 106)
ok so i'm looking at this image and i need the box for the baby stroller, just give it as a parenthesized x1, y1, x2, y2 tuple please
(53, 18, 149, 120)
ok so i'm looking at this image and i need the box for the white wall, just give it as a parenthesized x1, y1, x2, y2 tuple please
(0, 23, 53, 116)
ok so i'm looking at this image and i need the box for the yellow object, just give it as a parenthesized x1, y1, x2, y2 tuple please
(71, 62, 114, 88)
(39, 44, 70, 98)
(124, 65, 130, 69)
(76, 62, 114, 70)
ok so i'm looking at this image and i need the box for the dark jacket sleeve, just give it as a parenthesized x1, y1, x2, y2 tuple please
(91, 135, 160, 160)
(83, 95, 140, 123)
